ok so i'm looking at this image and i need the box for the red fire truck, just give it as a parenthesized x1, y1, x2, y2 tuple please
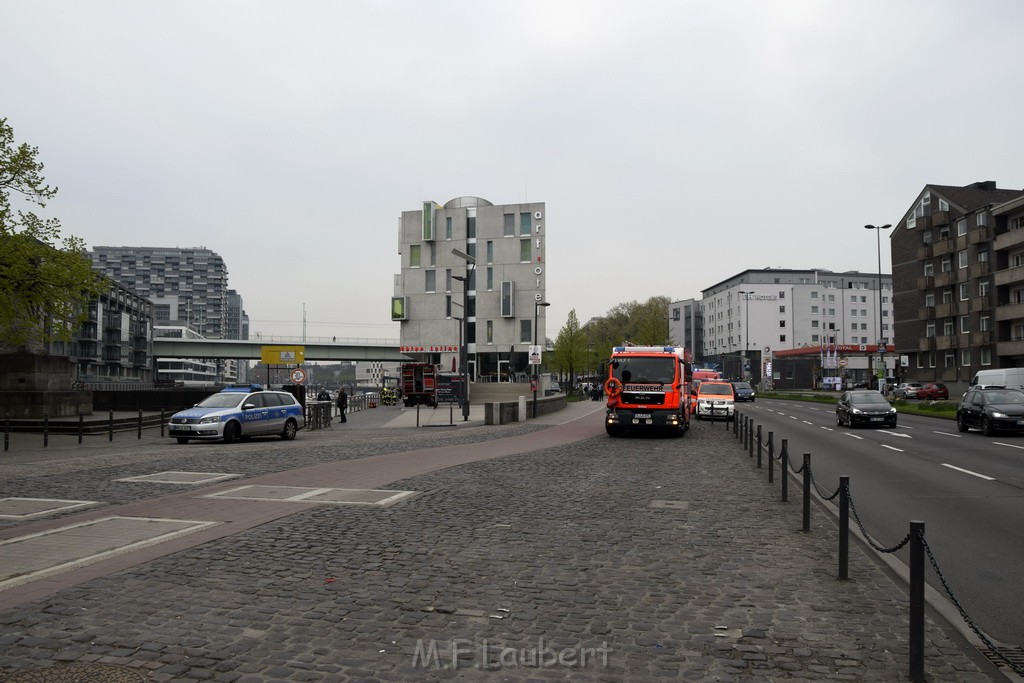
(603, 345, 693, 437)
(401, 363, 438, 407)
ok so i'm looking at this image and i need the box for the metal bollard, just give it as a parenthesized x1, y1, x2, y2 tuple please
(768, 431, 774, 483)
(781, 440, 789, 502)
(756, 425, 762, 468)
(733, 410, 739, 437)
(725, 409, 730, 431)
(138, 409, 143, 439)
(4, 412, 9, 451)
(78, 411, 84, 444)
(416, 403, 420, 428)
(108, 410, 114, 442)
(43, 412, 49, 448)
(160, 409, 165, 437)
(909, 520, 926, 682)
(839, 476, 849, 580)
(748, 420, 754, 458)
(802, 453, 811, 532)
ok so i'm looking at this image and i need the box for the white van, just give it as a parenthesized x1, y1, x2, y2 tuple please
(970, 368, 1024, 390)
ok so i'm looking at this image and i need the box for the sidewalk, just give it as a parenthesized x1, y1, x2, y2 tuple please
(0, 401, 1004, 681)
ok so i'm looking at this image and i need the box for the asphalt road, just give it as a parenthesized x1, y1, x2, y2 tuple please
(735, 398, 1024, 648)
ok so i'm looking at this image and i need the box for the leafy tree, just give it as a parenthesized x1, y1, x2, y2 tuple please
(585, 296, 672, 362)
(552, 309, 588, 387)
(0, 118, 103, 351)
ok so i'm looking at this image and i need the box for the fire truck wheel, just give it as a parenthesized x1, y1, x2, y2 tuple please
(605, 424, 625, 437)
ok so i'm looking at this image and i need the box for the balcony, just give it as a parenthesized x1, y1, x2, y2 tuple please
(968, 262, 991, 279)
(995, 301, 1024, 321)
(930, 210, 950, 226)
(916, 275, 935, 290)
(916, 245, 934, 260)
(934, 302, 957, 318)
(914, 215, 932, 229)
(969, 226, 992, 245)
(918, 306, 936, 320)
(919, 337, 936, 351)
(933, 271, 955, 288)
(994, 228, 1024, 252)
(971, 330, 992, 345)
(935, 336, 956, 350)
(995, 264, 1024, 287)
(996, 340, 1024, 358)
(970, 298, 992, 313)
(932, 239, 955, 257)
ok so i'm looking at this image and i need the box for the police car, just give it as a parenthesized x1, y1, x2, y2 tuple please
(168, 385, 305, 444)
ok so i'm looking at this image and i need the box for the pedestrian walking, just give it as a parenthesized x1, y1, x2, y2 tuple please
(336, 387, 348, 422)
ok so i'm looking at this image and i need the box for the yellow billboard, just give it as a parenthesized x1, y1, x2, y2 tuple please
(260, 345, 305, 364)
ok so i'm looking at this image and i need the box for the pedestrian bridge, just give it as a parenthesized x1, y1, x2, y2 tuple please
(151, 338, 411, 362)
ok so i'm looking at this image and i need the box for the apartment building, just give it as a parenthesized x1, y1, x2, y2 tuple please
(668, 299, 703, 362)
(700, 268, 894, 387)
(891, 181, 1024, 392)
(392, 196, 547, 381)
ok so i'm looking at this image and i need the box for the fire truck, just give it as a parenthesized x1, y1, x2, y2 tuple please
(401, 363, 438, 407)
(603, 345, 693, 437)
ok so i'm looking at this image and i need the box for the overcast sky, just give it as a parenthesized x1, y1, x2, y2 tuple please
(4, 1, 1023, 342)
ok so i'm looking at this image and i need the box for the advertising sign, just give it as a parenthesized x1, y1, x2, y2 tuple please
(435, 373, 464, 404)
(528, 345, 542, 365)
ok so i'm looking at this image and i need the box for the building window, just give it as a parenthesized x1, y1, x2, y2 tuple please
(976, 213, 987, 227)
(519, 239, 531, 262)
(811, 319, 819, 328)
(520, 319, 531, 343)
(923, 262, 934, 276)
(980, 314, 990, 332)
(959, 283, 969, 300)
(922, 230, 933, 244)
(501, 281, 515, 317)
(980, 347, 992, 365)
(959, 315, 970, 334)
(429, 243, 436, 266)
(851, 309, 858, 317)
(925, 322, 936, 337)
(961, 349, 971, 366)
(979, 280, 990, 297)
(779, 305, 785, 313)
(486, 241, 494, 264)
(941, 290, 952, 304)
(425, 270, 436, 292)
(446, 269, 452, 292)
(939, 198, 949, 211)
(409, 245, 421, 268)
(467, 216, 476, 238)
(943, 320, 954, 336)
(486, 320, 493, 344)
(928, 352, 936, 368)
(940, 256, 952, 273)
(944, 351, 955, 368)
(520, 212, 531, 236)
(446, 217, 453, 240)
(957, 220, 968, 237)
(779, 335, 786, 342)
(486, 267, 493, 290)
(958, 250, 968, 268)
(445, 295, 452, 318)
(978, 249, 989, 263)
(811, 291, 818, 299)
(779, 320, 786, 328)
(779, 291, 785, 299)
(503, 214, 514, 237)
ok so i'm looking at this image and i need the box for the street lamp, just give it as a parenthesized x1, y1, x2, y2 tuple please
(739, 290, 752, 380)
(452, 248, 476, 421)
(865, 224, 892, 389)
(533, 301, 550, 418)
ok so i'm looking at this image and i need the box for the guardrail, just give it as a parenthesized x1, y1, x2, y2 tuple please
(729, 409, 1023, 681)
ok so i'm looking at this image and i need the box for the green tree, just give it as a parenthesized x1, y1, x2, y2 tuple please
(586, 296, 672, 359)
(0, 118, 103, 351)
(552, 309, 588, 389)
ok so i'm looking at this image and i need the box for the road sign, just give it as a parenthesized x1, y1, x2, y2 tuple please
(290, 368, 306, 384)
(838, 358, 848, 368)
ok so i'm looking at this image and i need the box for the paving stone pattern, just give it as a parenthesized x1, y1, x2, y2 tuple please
(0, 417, 994, 681)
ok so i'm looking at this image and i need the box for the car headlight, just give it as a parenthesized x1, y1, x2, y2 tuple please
(989, 411, 1008, 419)
(889, 408, 896, 414)
(199, 416, 223, 424)
(851, 408, 864, 414)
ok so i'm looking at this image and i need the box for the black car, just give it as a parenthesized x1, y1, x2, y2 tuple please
(956, 388, 1024, 435)
(731, 381, 755, 401)
(836, 390, 897, 428)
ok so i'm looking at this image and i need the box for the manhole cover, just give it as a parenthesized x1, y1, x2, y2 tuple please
(2, 662, 148, 682)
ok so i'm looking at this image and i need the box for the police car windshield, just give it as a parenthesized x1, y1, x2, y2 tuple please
(611, 357, 675, 384)
(196, 393, 249, 408)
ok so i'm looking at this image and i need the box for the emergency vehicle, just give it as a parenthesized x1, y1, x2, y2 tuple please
(167, 384, 305, 444)
(401, 362, 438, 407)
(603, 345, 692, 437)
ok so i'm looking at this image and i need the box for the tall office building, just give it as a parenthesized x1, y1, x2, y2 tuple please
(392, 196, 548, 381)
(90, 247, 243, 340)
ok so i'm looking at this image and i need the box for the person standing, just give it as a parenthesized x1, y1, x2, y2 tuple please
(336, 387, 348, 422)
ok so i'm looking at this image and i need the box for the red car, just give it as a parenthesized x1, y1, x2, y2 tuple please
(916, 382, 949, 400)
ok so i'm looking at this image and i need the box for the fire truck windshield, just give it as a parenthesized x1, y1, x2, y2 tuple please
(610, 357, 676, 384)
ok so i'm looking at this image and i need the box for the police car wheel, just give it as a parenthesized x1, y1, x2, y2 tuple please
(223, 421, 241, 444)
(281, 418, 298, 441)
(176, 437, 189, 444)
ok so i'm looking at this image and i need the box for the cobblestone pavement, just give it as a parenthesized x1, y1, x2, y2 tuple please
(0, 405, 1001, 681)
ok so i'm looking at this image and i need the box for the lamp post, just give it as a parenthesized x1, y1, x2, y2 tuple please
(452, 248, 476, 421)
(533, 301, 550, 418)
(865, 224, 892, 390)
(739, 290, 752, 380)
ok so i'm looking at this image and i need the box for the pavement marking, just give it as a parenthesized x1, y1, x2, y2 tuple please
(0, 516, 218, 591)
(843, 433, 864, 440)
(0, 498, 100, 520)
(803, 420, 813, 425)
(881, 444, 904, 452)
(202, 485, 418, 506)
(788, 415, 798, 420)
(933, 431, 962, 438)
(993, 441, 1024, 451)
(821, 426, 834, 431)
(878, 431, 911, 438)
(115, 471, 242, 485)
(942, 464, 995, 480)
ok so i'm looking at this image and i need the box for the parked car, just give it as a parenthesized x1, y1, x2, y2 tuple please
(916, 382, 949, 400)
(970, 368, 1024, 390)
(836, 390, 897, 428)
(731, 381, 755, 402)
(168, 384, 305, 444)
(694, 380, 735, 420)
(893, 382, 924, 399)
(956, 388, 1024, 436)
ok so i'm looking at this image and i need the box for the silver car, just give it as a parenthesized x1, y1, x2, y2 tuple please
(168, 386, 305, 444)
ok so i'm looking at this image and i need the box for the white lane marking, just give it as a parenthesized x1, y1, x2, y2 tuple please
(881, 444, 904, 452)
(803, 420, 813, 425)
(821, 426, 834, 431)
(933, 431, 962, 438)
(788, 415, 798, 420)
(941, 464, 995, 480)
(878, 431, 911, 438)
(994, 442, 1024, 451)
(844, 433, 864, 440)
